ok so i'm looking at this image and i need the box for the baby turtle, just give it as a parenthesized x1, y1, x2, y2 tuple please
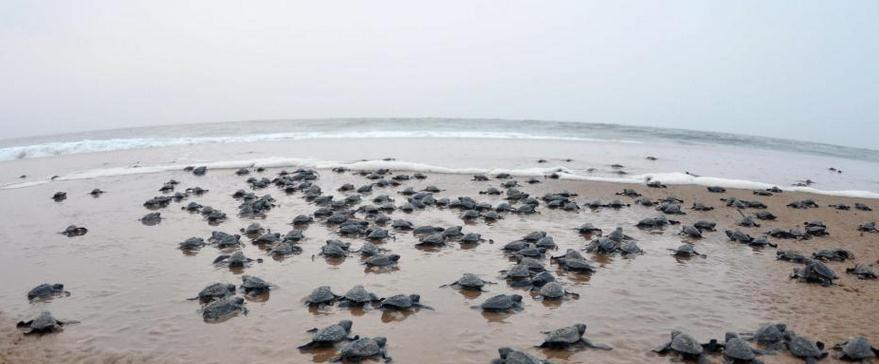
(680, 225, 703, 238)
(27, 283, 69, 302)
(475, 294, 524, 312)
(492, 347, 551, 364)
(292, 214, 314, 225)
(834, 336, 878, 362)
(202, 296, 247, 322)
(333, 336, 391, 363)
(189, 282, 236, 303)
(552, 249, 597, 272)
(339, 285, 380, 307)
(812, 249, 854, 262)
(537, 323, 612, 350)
(724, 332, 763, 362)
(213, 251, 255, 268)
(297, 320, 355, 350)
(791, 260, 837, 286)
(240, 275, 272, 296)
(379, 294, 432, 310)
(16, 311, 76, 334)
(741, 323, 791, 351)
(653, 331, 711, 363)
(533, 282, 579, 301)
(777, 250, 808, 263)
(209, 231, 242, 249)
(441, 273, 495, 291)
(694, 221, 717, 231)
(179, 237, 207, 251)
(51, 192, 67, 202)
(89, 188, 104, 197)
(460, 233, 487, 245)
(320, 240, 352, 257)
(61, 225, 88, 237)
(140, 212, 162, 226)
(668, 244, 706, 258)
(858, 222, 878, 233)
(363, 254, 400, 268)
(304, 286, 342, 306)
(355, 241, 386, 257)
(846, 263, 878, 279)
(576, 223, 603, 235)
(787, 335, 827, 363)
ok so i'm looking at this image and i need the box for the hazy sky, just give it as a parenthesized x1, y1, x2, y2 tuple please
(1, 1, 877, 148)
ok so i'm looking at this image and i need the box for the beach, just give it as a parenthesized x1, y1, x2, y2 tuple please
(1, 134, 878, 363)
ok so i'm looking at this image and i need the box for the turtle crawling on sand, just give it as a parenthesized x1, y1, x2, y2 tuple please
(475, 294, 524, 312)
(532, 282, 579, 301)
(189, 282, 236, 303)
(304, 286, 341, 307)
(27, 283, 70, 302)
(740, 323, 792, 351)
(379, 294, 432, 310)
(492, 347, 552, 364)
(791, 259, 837, 286)
(833, 336, 878, 362)
(140, 212, 162, 226)
(777, 250, 808, 263)
(846, 263, 878, 279)
(441, 273, 495, 291)
(240, 275, 272, 296)
(212, 251, 256, 269)
(52, 192, 67, 202)
(339, 285, 380, 307)
(537, 323, 612, 350)
(363, 254, 400, 269)
(297, 320, 356, 350)
(61, 225, 88, 237)
(333, 336, 391, 363)
(668, 244, 706, 258)
(787, 335, 828, 363)
(653, 331, 714, 363)
(723, 332, 765, 363)
(812, 248, 854, 262)
(202, 297, 247, 322)
(16, 311, 77, 334)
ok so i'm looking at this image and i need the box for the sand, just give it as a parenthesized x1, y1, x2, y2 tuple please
(0, 161, 878, 363)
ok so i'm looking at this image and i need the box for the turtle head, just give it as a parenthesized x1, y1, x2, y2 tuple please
(51, 284, 64, 290)
(510, 294, 523, 302)
(725, 332, 738, 342)
(498, 347, 513, 359)
(388, 254, 401, 262)
(409, 294, 421, 303)
(373, 337, 387, 347)
(338, 320, 353, 332)
(575, 324, 587, 334)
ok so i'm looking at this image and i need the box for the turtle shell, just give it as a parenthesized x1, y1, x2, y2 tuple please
(312, 320, 353, 343)
(27, 283, 66, 301)
(753, 323, 787, 344)
(202, 297, 246, 322)
(18, 311, 63, 333)
(381, 294, 417, 309)
(529, 271, 556, 287)
(241, 275, 271, 291)
(306, 286, 338, 304)
(538, 282, 566, 299)
(418, 233, 446, 245)
(481, 294, 522, 310)
(563, 259, 596, 272)
(788, 336, 823, 358)
(724, 337, 756, 360)
(497, 347, 545, 364)
(670, 331, 703, 355)
(544, 324, 586, 345)
(504, 264, 531, 279)
(460, 233, 483, 244)
(340, 337, 385, 359)
(808, 260, 838, 279)
(364, 254, 399, 267)
(343, 285, 377, 303)
(367, 228, 390, 240)
(840, 336, 876, 360)
(198, 283, 236, 301)
(523, 231, 547, 242)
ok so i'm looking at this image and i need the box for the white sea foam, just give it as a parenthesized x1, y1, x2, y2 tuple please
(4, 157, 878, 199)
(0, 131, 642, 162)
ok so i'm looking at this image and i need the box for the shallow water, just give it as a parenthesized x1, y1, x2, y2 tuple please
(1, 156, 878, 363)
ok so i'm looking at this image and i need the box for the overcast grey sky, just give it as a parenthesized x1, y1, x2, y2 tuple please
(1, 1, 877, 148)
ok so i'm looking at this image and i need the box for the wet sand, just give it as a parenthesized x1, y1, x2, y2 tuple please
(1, 162, 878, 363)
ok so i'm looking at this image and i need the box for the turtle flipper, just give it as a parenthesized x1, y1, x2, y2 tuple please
(581, 338, 612, 350)
(296, 342, 316, 350)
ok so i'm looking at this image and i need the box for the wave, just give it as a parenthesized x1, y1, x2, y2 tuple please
(4, 157, 878, 199)
(0, 131, 643, 162)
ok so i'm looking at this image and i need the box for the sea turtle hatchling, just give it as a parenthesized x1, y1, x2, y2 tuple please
(474, 294, 524, 312)
(668, 244, 706, 258)
(833, 336, 878, 362)
(846, 263, 878, 279)
(537, 323, 612, 350)
(212, 251, 256, 268)
(189, 282, 236, 303)
(441, 273, 495, 291)
(491, 347, 552, 364)
(201, 297, 247, 322)
(61, 225, 88, 237)
(363, 254, 400, 268)
(379, 294, 433, 310)
(16, 311, 77, 335)
(27, 283, 70, 302)
(304, 286, 342, 307)
(339, 285, 380, 307)
(297, 320, 356, 350)
(239, 275, 272, 296)
(532, 282, 579, 301)
(787, 335, 828, 364)
(723, 332, 764, 363)
(653, 331, 713, 363)
(333, 336, 391, 363)
(740, 323, 792, 351)
(791, 260, 838, 286)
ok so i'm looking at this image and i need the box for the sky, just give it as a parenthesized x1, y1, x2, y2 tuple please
(1, 1, 877, 149)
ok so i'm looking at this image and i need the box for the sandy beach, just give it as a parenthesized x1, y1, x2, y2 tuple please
(1, 141, 877, 363)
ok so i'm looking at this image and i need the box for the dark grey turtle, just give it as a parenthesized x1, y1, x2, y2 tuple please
(363, 254, 400, 267)
(192, 166, 207, 176)
(492, 347, 550, 364)
(680, 225, 703, 238)
(855, 203, 873, 211)
(529, 271, 556, 288)
(533, 282, 579, 301)
(89, 188, 104, 197)
(391, 219, 414, 230)
(585, 237, 619, 254)
(241, 223, 264, 236)
(791, 260, 838, 286)
(575, 223, 602, 235)
(653, 331, 711, 362)
(27, 283, 69, 302)
(339, 285, 380, 307)
(252, 231, 282, 245)
(724, 332, 762, 362)
(52, 192, 67, 202)
(502, 264, 533, 282)
(812, 249, 854, 262)
(669, 244, 706, 258)
(777, 250, 808, 263)
(356, 241, 385, 257)
(739, 215, 761, 228)
(460, 233, 486, 245)
(834, 336, 878, 362)
(240, 275, 272, 296)
(189, 282, 236, 303)
(212, 251, 255, 268)
(726, 229, 755, 244)
(61, 225, 88, 237)
(304, 286, 342, 306)
(297, 320, 355, 350)
(202, 296, 247, 322)
(320, 240, 351, 257)
(179, 237, 207, 251)
(858, 222, 878, 233)
(367, 228, 392, 241)
(442, 273, 494, 291)
(269, 241, 303, 257)
(755, 211, 777, 220)
(741, 323, 790, 351)
(292, 214, 314, 225)
(552, 249, 596, 272)
(475, 294, 524, 312)
(413, 225, 443, 235)
(537, 323, 612, 350)
(209, 231, 242, 249)
(140, 212, 162, 226)
(333, 336, 390, 363)
(607, 227, 634, 241)
(16, 311, 76, 334)
(417, 232, 446, 246)
(379, 294, 432, 310)
(694, 221, 716, 231)
(846, 263, 878, 279)
(787, 335, 827, 363)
